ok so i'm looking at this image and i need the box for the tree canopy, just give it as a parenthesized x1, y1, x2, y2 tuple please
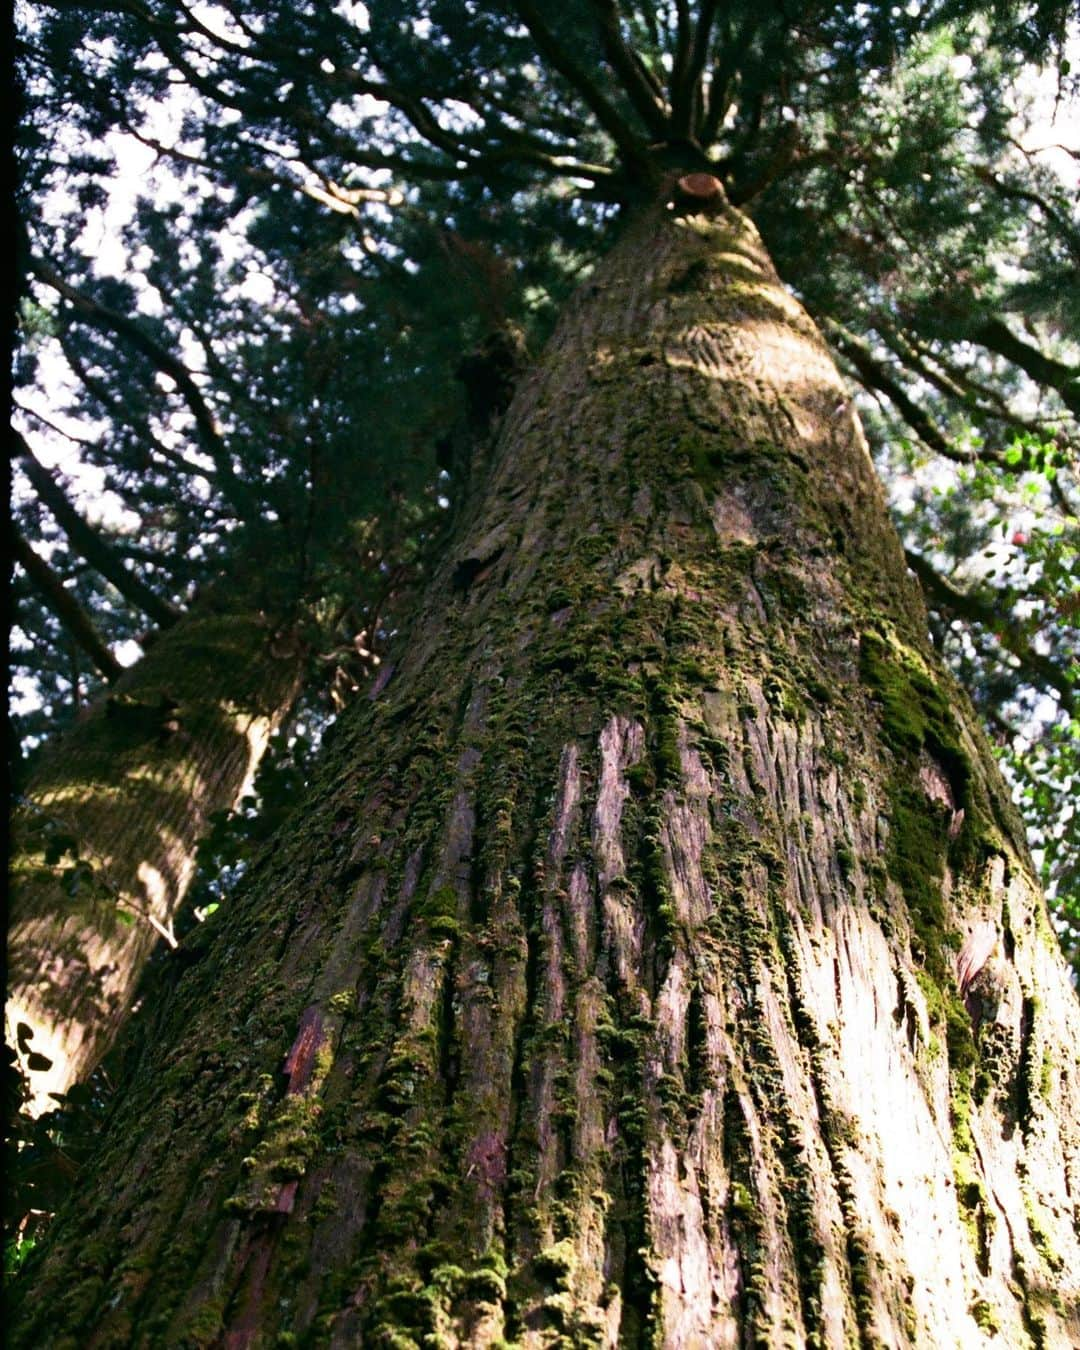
(9, 0, 1079, 1267)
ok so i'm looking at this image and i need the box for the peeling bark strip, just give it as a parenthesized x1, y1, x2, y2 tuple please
(12, 202, 1080, 1349)
(283, 1006, 326, 1095)
(5, 609, 303, 1110)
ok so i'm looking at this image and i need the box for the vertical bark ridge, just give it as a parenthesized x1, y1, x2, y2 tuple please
(12, 198, 1080, 1349)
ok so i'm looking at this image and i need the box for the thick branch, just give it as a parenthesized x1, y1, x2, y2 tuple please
(973, 166, 1080, 261)
(969, 317, 1080, 416)
(876, 324, 1006, 415)
(14, 432, 181, 629)
(31, 258, 255, 513)
(701, 15, 762, 146)
(871, 325, 1078, 516)
(670, 0, 718, 139)
(671, 0, 693, 105)
(823, 320, 964, 462)
(15, 394, 217, 498)
(877, 324, 1072, 451)
(906, 549, 1074, 713)
(727, 121, 801, 205)
(506, 0, 650, 173)
(586, 0, 670, 138)
(12, 532, 124, 681)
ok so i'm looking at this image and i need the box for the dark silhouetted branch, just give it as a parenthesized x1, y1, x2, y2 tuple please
(31, 258, 255, 514)
(906, 549, 1074, 713)
(970, 317, 1080, 416)
(15, 432, 181, 630)
(823, 320, 963, 462)
(12, 531, 125, 681)
(507, 1, 650, 173)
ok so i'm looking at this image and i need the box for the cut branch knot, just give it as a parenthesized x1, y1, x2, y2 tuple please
(674, 172, 727, 207)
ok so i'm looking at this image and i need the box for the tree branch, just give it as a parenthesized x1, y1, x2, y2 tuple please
(701, 15, 762, 146)
(59, 343, 237, 506)
(671, 0, 718, 139)
(670, 0, 693, 114)
(12, 531, 125, 681)
(31, 258, 255, 514)
(14, 432, 181, 630)
(973, 166, 1080, 261)
(823, 320, 965, 462)
(969, 317, 1080, 416)
(586, 0, 670, 139)
(870, 324, 1078, 515)
(877, 323, 1074, 455)
(727, 121, 801, 205)
(905, 549, 1074, 713)
(506, 1, 650, 174)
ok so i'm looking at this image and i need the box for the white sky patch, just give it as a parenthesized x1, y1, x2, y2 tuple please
(10, 672, 47, 718)
(335, 0, 370, 30)
(113, 640, 144, 668)
(1015, 34, 1080, 189)
(189, 2, 251, 47)
(238, 271, 277, 305)
(15, 67, 235, 530)
(178, 327, 208, 374)
(86, 101, 194, 280)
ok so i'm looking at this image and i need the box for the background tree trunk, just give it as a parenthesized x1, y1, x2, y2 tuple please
(6, 606, 303, 1111)
(12, 196, 1080, 1349)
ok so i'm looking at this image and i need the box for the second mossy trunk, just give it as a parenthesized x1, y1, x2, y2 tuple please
(11, 195, 1080, 1348)
(6, 604, 303, 1110)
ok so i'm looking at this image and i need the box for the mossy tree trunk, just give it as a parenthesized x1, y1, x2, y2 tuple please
(12, 194, 1080, 1349)
(6, 606, 303, 1112)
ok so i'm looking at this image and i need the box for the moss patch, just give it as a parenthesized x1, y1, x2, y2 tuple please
(859, 630, 969, 802)
(859, 629, 979, 986)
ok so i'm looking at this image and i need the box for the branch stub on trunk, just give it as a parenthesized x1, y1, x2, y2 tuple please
(674, 172, 727, 207)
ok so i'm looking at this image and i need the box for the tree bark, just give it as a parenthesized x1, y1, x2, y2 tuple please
(12, 195, 1080, 1349)
(6, 606, 303, 1112)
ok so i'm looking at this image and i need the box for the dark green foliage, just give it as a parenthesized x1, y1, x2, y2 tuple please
(3, 1048, 111, 1277)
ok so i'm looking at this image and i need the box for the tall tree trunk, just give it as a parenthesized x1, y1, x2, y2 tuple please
(6, 606, 303, 1111)
(12, 195, 1080, 1349)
